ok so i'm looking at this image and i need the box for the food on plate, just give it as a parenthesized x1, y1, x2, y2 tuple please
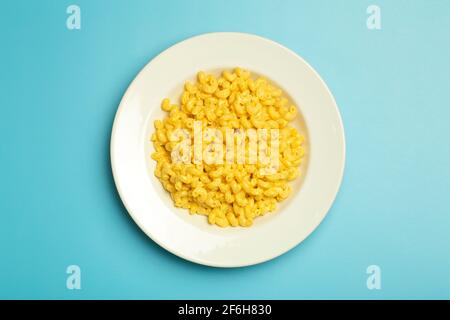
(151, 68, 305, 227)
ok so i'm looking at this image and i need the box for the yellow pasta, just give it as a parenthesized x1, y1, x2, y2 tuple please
(151, 68, 306, 228)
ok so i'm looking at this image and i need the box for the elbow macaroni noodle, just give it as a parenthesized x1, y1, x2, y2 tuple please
(151, 68, 305, 228)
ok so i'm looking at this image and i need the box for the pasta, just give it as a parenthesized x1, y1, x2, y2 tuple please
(151, 68, 305, 227)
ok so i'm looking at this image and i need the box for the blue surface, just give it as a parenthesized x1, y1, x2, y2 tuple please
(0, 0, 449, 299)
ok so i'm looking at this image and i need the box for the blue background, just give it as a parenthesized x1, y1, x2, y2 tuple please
(0, 0, 449, 299)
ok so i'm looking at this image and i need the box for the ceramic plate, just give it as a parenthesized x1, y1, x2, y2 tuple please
(111, 32, 345, 267)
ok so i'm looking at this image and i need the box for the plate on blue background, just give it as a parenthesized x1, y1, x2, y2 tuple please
(111, 32, 345, 267)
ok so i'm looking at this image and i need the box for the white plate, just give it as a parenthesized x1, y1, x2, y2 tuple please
(111, 32, 345, 267)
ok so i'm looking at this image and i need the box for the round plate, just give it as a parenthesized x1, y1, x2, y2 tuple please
(111, 32, 345, 267)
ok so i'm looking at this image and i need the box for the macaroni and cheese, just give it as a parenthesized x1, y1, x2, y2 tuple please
(151, 68, 305, 227)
